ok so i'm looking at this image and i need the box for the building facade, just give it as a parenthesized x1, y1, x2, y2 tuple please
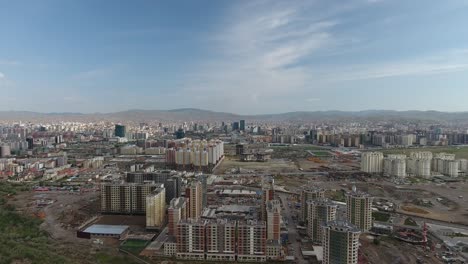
(346, 189, 373, 232)
(322, 221, 361, 264)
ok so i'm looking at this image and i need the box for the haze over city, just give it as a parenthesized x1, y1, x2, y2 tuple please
(2, 1, 468, 264)
(1, 0, 468, 114)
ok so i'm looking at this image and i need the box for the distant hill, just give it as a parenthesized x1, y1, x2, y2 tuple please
(1, 109, 468, 122)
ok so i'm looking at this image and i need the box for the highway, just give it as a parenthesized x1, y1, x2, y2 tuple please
(278, 192, 308, 264)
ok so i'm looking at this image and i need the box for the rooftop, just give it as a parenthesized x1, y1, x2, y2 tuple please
(83, 224, 129, 235)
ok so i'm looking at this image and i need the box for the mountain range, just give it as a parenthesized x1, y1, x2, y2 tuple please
(1, 109, 468, 122)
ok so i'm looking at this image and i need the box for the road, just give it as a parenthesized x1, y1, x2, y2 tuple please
(278, 192, 308, 264)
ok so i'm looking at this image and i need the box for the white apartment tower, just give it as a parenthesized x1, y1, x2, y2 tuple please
(360, 152, 384, 173)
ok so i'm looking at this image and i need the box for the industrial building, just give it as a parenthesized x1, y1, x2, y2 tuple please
(346, 188, 373, 232)
(360, 152, 384, 173)
(77, 224, 130, 240)
(322, 221, 361, 264)
(307, 198, 337, 243)
(100, 182, 163, 214)
(146, 187, 166, 230)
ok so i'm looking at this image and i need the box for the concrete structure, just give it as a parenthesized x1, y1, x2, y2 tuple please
(237, 220, 267, 262)
(168, 197, 187, 236)
(266, 240, 283, 261)
(78, 224, 129, 239)
(261, 177, 275, 222)
(205, 219, 237, 261)
(346, 188, 373, 232)
(100, 183, 162, 214)
(300, 187, 325, 222)
(360, 152, 384, 173)
(146, 187, 166, 230)
(307, 198, 337, 243)
(383, 154, 406, 178)
(115, 124, 126, 138)
(186, 181, 203, 219)
(432, 153, 456, 174)
(407, 157, 432, 178)
(266, 200, 281, 242)
(240, 120, 246, 131)
(176, 219, 206, 260)
(322, 221, 361, 264)
(0, 145, 11, 157)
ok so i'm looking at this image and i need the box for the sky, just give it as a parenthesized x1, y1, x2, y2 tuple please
(1, 0, 468, 114)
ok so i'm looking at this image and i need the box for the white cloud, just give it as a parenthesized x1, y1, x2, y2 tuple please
(179, 1, 343, 113)
(325, 50, 468, 81)
(0, 72, 4, 79)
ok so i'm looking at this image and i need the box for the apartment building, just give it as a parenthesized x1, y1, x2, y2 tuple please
(205, 219, 236, 261)
(176, 219, 206, 260)
(168, 197, 187, 236)
(146, 187, 166, 230)
(237, 220, 267, 262)
(307, 198, 337, 243)
(322, 221, 361, 264)
(300, 187, 325, 222)
(346, 188, 373, 232)
(100, 183, 162, 214)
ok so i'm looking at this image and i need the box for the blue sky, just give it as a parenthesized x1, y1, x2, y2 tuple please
(1, 0, 468, 114)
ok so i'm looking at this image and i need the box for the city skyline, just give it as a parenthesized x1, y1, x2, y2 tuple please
(1, 0, 468, 114)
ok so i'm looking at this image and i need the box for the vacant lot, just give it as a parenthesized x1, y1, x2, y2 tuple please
(215, 156, 298, 174)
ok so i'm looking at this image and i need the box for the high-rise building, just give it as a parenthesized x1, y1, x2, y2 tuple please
(261, 177, 275, 221)
(266, 200, 281, 242)
(383, 154, 406, 178)
(26, 137, 34, 149)
(146, 187, 166, 230)
(165, 175, 183, 204)
(176, 219, 206, 260)
(300, 187, 325, 222)
(322, 221, 361, 264)
(205, 219, 237, 261)
(168, 197, 187, 236)
(197, 174, 208, 208)
(360, 152, 384, 173)
(307, 198, 337, 243)
(186, 182, 203, 219)
(232, 122, 239, 131)
(237, 220, 267, 262)
(0, 145, 11, 157)
(100, 183, 162, 214)
(346, 188, 373, 232)
(239, 120, 245, 131)
(126, 171, 182, 203)
(115, 124, 126, 138)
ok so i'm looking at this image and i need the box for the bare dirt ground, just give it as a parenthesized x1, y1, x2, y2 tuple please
(214, 156, 298, 174)
(8, 189, 129, 262)
(360, 235, 442, 264)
